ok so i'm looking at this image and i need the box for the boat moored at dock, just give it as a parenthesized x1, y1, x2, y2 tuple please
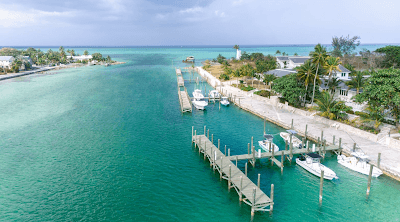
(220, 97, 230, 106)
(280, 130, 303, 149)
(192, 89, 208, 110)
(296, 153, 338, 180)
(258, 134, 279, 152)
(338, 152, 382, 177)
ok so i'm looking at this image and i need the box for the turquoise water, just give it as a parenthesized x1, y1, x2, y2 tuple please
(0, 46, 399, 221)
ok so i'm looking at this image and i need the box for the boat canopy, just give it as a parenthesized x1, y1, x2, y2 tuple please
(307, 153, 322, 159)
(263, 134, 274, 141)
(286, 129, 297, 135)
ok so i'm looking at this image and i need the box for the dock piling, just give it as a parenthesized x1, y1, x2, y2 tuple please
(225, 145, 227, 156)
(207, 129, 209, 139)
(339, 138, 342, 153)
(248, 143, 250, 155)
(236, 156, 238, 167)
(204, 142, 207, 160)
(257, 174, 260, 188)
(191, 126, 194, 144)
(367, 165, 373, 198)
(239, 176, 243, 201)
(353, 143, 356, 152)
(218, 139, 220, 150)
(321, 131, 324, 145)
(211, 134, 213, 144)
(291, 119, 293, 129)
(281, 152, 284, 173)
(228, 149, 230, 157)
(333, 135, 336, 145)
(204, 126, 206, 136)
(377, 153, 381, 168)
(319, 170, 324, 205)
(228, 165, 232, 190)
(270, 184, 274, 212)
(245, 162, 248, 176)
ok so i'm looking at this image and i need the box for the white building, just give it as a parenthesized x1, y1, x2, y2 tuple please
(276, 56, 310, 69)
(0, 56, 14, 69)
(67, 55, 93, 61)
(236, 49, 241, 60)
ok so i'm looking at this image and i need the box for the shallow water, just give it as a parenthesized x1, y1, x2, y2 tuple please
(0, 46, 399, 221)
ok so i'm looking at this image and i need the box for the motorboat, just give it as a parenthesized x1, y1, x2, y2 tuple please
(258, 134, 280, 152)
(220, 97, 230, 106)
(280, 130, 304, 149)
(192, 89, 205, 99)
(192, 89, 208, 110)
(209, 90, 221, 100)
(337, 152, 382, 177)
(296, 153, 338, 180)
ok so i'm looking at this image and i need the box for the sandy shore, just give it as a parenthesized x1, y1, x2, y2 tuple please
(195, 66, 400, 181)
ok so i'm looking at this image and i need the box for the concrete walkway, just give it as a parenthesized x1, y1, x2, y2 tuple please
(196, 68, 400, 180)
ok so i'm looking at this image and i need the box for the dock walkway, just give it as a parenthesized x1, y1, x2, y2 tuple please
(192, 134, 274, 214)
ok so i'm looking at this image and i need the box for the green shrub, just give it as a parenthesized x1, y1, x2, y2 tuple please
(240, 86, 254, 91)
(219, 73, 230, 80)
(346, 110, 354, 114)
(254, 90, 271, 97)
(355, 111, 369, 118)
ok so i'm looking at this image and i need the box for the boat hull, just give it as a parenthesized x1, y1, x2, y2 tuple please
(192, 101, 207, 110)
(280, 132, 303, 148)
(296, 158, 338, 180)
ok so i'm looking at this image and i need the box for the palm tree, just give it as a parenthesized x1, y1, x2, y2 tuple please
(233, 45, 240, 60)
(324, 56, 342, 80)
(233, 69, 241, 85)
(84, 50, 89, 56)
(275, 50, 281, 56)
(294, 52, 298, 56)
(327, 77, 342, 95)
(59, 46, 64, 53)
(345, 71, 366, 95)
(297, 60, 318, 103)
(315, 91, 350, 120)
(310, 44, 328, 104)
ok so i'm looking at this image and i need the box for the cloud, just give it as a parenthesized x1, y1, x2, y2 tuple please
(179, 7, 203, 14)
(0, 7, 76, 28)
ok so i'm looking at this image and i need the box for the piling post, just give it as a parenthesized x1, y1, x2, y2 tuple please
(248, 143, 250, 155)
(236, 156, 238, 167)
(251, 137, 253, 151)
(228, 165, 232, 190)
(213, 151, 216, 171)
(257, 174, 260, 188)
(251, 188, 256, 217)
(239, 176, 243, 201)
(218, 139, 220, 150)
(367, 165, 373, 198)
(204, 126, 206, 136)
(333, 135, 336, 145)
(289, 134, 293, 160)
(305, 124, 308, 139)
(191, 126, 194, 144)
(211, 134, 213, 144)
(199, 136, 201, 154)
(252, 145, 255, 167)
(225, 145, 227, 156)
(317, 137, 320, 147)
(245, 162, 248, 176)
(220, 157, 223, 180)
(291, 119, 293, 129)
(323, 140, 326, 159)
(271, 144, 275, 166)
(228, 149, 230, 157)
(285, 140, 288, 151)
(264, 117, 266, 134)
(306, 141, 309, 152)
(207, 129, 209, 139)
(339, 138, 342, 153)
(194, 130, 197, 147)
(281, 152, 284, 173)
(353, 143, 356, 152)
(270, 184, 274, 212)
(239, 98, 241, 108)
(302, 138, 305, 149)
(219, 100, 221, 110)
(319, 170, 324, 205)
(377, 153, 381, 168)
(204, 142, 207, 160)
(321, 131, 324, 145)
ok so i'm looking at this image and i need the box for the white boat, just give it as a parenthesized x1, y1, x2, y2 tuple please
(209, 90, 221, 100)
(192, 89, 208, 110)
(220, 97, 230, 106)
(258, 134, 279, 152)
(337, 152, 382, 177)
(296, 153, 338, 180)
(280, 131, 303, 149)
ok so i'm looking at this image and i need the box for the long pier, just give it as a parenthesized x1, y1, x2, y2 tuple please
(192, 128, 274, 215)
(176, 68, 192, 113)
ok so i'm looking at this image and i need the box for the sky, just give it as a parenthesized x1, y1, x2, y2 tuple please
(1, 0, 400, 46)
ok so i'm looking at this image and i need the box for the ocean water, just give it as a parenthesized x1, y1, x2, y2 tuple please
(0, 46, 399, 221)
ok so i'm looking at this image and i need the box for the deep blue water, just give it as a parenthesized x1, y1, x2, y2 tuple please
(0, 46, 399, 221)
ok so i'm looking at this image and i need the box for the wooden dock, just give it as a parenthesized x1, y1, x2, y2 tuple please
(178, 87, 192, 113)
(192, 131, 274, 215)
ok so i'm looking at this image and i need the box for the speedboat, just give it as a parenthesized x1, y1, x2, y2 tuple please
(296, 153, 338, 180)
(220, 97, 230, 106)
(337, 152, 382, 177)
(280, 130, 303, 149)
(258, 134, 279, 152)
(192, 89, 208, 110)
(209, 90, 221, 100)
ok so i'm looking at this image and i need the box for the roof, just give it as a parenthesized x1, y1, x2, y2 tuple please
(338, 64, 350, 73)
(0, 56, 14, 61)
(264, 68, 296, 78)
(276, 56, 289, 61)
(289, 57, 309, 64)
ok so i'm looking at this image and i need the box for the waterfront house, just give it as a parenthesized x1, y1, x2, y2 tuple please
(67, 55, 93, 62)
(276, 56, 310, 69)
(0, 56, 14, 69)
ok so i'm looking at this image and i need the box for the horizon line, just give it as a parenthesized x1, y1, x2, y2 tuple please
(1, 43, 399, 48)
